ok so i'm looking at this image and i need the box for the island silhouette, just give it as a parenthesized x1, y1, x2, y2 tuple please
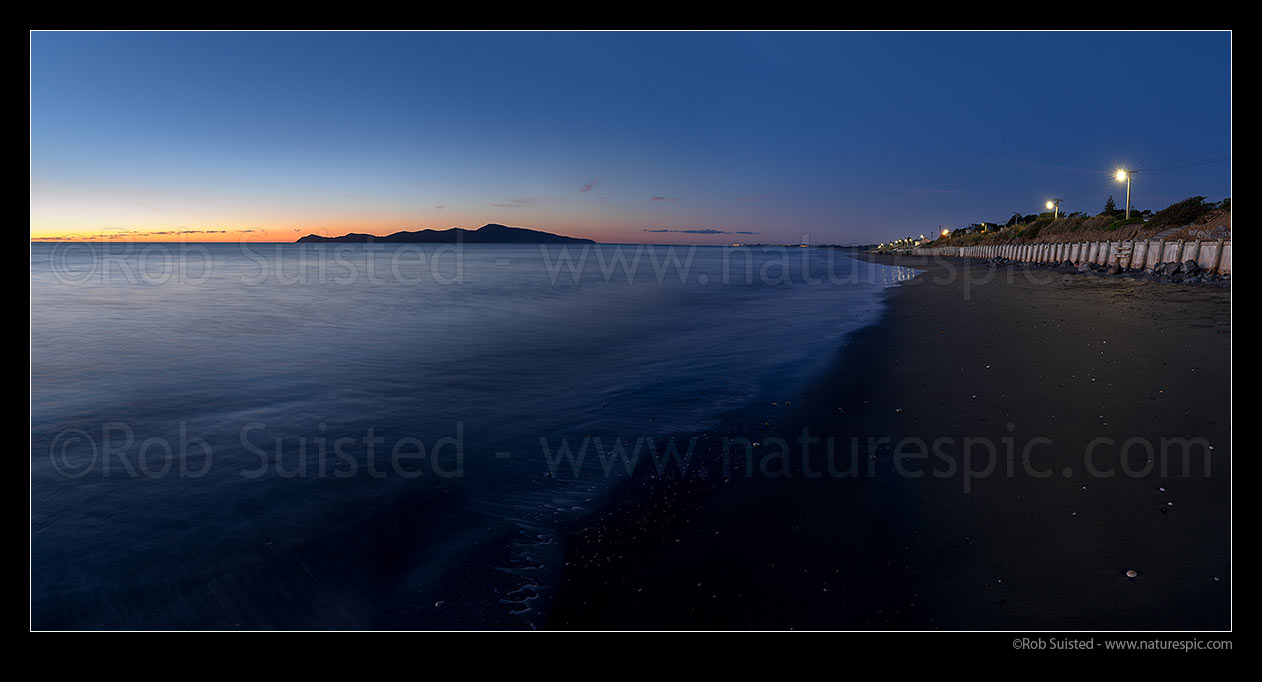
(296, 223, 595, 244)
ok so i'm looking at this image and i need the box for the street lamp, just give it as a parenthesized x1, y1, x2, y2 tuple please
(1045, 198, 1062, 220)
(1115, 169, 1132, 219)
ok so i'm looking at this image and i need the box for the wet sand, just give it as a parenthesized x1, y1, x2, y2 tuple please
(548, 253, 1231, 630)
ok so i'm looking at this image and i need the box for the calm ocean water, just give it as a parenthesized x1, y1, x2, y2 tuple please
(30, 242, 916, 629)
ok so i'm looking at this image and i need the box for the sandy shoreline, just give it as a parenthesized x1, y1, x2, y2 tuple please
(547, 252, 1231, 630)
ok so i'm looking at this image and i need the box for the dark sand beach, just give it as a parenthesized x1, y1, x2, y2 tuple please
(549, 253, 1231, 630)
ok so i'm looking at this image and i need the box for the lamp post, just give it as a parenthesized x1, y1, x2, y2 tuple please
(1045, 198, 1062, 220)
(1115, 169, 1132, 219)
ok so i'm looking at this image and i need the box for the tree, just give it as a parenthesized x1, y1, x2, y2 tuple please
(1102, 196, 1117, 216)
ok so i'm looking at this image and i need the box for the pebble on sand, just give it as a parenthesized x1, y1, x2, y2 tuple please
(1125, 570, 1138, 580)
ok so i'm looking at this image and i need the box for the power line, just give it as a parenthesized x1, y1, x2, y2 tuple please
(951, 147, 1229, 231)
(1133, 147, 1230, 173)
(1038, 148, 1228, 215)
(1139, 156, 1230, 173)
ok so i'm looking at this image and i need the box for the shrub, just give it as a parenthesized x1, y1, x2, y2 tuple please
(1146, 196, 1215, 229)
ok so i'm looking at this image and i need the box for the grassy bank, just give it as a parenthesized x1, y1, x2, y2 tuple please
(929, 197, 1231, 248)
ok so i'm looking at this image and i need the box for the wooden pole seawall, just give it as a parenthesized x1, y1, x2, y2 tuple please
(908, 238, 1231, 275)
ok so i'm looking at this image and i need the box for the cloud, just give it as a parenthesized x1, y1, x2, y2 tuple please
(580, 179, 598, 192)
(490, 198, 539, 208)
(650, 196, 680, 202)
(152, 229, 226, 235)
(643, 228, 760, 235)
(36, 227, 246, 240)
(434, 205, 446, 210)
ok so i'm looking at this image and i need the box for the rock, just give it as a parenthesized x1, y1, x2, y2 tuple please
(1062, 260, 1074, 268)
(1182, 259, 1200, 275)
(1077, 263, 1093, 274)
(1106, 264, 1121, 276)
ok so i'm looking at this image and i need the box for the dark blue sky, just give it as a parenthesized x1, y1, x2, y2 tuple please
(31, 31, 1231, 243)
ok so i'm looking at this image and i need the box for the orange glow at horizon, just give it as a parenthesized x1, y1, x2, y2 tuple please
(29, 216, 752, 245)
(30, 186, 769, 245)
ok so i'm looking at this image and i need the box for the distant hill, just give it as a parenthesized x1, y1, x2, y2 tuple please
(296, 223, 595, 244)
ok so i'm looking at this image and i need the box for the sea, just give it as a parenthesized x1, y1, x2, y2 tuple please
(30, 241, 917, 629)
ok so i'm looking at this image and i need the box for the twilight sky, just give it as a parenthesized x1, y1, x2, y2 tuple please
(30, 31, 1231, 244)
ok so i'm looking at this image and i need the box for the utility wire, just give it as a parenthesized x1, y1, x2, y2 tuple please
(985, 147, 1230, 225)
(1133, 147, 1230, 173)
(1139, 156, 1230, 173)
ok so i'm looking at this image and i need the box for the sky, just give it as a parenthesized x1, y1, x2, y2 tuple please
(30, 31, 1231, 244)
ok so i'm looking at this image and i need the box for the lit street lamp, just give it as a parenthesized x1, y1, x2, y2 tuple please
(1115, 169, 1132, 219)
(1045, 198, 1062, 220)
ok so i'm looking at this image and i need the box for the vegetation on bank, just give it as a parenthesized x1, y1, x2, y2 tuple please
(927, 196, 1231, 247)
